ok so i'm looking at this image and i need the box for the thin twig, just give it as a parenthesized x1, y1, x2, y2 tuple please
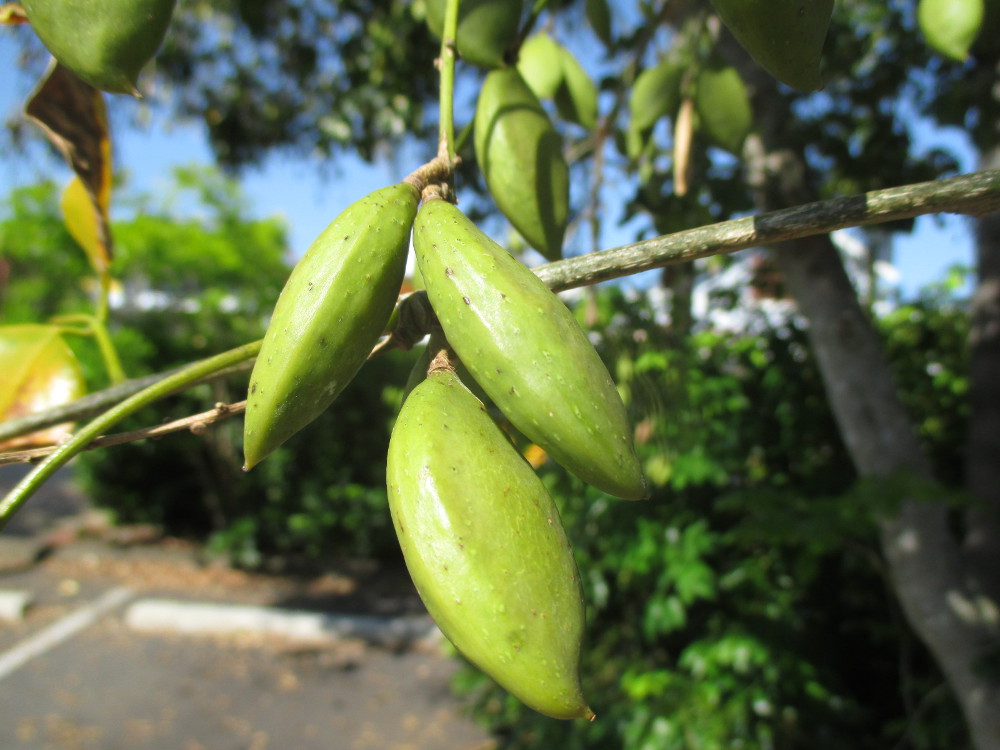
(0, 341, 262, 530)
(3, 169, 999, 447)
(0, 401, 247, 466)
(534, 168, 1000, 292)
(0, 357, 256, 444)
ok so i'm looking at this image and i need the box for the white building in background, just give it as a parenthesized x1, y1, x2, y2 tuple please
(645, 228, 905, 334)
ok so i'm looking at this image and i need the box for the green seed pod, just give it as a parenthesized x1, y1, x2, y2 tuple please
(553, 47, 599, 130)
(424, 0, 524, 69)
(243, 183, 419, 469)
(918, 0, 985, 61)
(387, 367, 593, 720)
(694, 60, 753, 155)
(413, 199, 648, 501)
(709, 0, 833, 92)
(517, 34, 565, 100)
(475, 68, 569, 262)
(23, 0, 176, 95)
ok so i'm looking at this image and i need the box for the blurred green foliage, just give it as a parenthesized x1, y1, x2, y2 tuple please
(453, 283, 971, 749)
(0, 170, 414, 564)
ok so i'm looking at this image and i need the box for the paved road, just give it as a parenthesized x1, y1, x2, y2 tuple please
(0, 466, 496, 750)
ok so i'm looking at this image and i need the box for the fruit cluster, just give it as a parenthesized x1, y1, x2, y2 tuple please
(241, 177, 647, 719)
(240, 1, 650, 718)
(16, 0, 849, 722)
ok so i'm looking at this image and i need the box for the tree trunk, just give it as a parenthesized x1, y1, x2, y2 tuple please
(773, 232, 1000, 750)
(964, 144, 1000, 607)
(724, 32, 1000, 750)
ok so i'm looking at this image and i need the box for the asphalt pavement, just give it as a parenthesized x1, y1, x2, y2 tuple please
(0, 464, 496, 750)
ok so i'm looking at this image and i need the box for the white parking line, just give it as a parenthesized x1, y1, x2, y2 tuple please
(125, 599, 441, 648)
(0, 586, 132, 682)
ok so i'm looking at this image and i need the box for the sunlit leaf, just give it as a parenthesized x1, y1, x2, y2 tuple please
(25, 60, 113, 266)
(0, 324, 87, 449)
(61, 175, 110, 274)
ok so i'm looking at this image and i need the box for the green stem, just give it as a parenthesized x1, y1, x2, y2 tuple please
(0, 340, 262, 531)
(438, 0, 461, 168)
(50, 314, 95, 329)
(95, 271, 126, 382)
(96, 270, 111, 324)
(50, 313, 126, 384)
(90, 317, 126, 384)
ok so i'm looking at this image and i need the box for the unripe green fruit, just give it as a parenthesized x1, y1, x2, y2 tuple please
(243, 183, 419, 469)
(918, 0, 985, 61)
(425, 0, 524, 68)
(709, 0, 833, 92)
(517, 34, 565, 100)
(23, 0, 176, 95)
(475, 68, 569, 262)
(518, 33, 600, 131)
(387, 368, 593, 720)
(413, 199, 648, 501)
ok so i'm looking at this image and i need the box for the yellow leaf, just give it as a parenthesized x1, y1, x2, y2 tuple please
(26, 61, 114, 268)
(0, 324, 87, 449)
(62, 175, 109, 273)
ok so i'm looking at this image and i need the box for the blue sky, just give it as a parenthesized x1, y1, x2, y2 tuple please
(0, 33, 980, 300)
